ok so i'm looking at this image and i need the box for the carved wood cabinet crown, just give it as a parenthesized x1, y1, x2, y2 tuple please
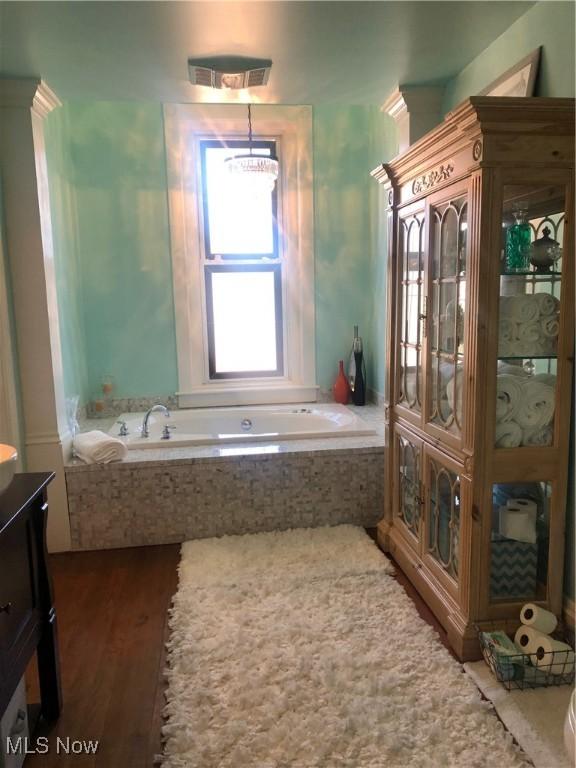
(372, 97, 575, 661)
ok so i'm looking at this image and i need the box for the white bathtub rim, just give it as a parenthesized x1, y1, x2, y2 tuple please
(109, 403, 377, 450)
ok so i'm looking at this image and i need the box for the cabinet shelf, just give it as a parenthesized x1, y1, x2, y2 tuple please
(500, 271, 562, 279)
(498, 355, 557, 360)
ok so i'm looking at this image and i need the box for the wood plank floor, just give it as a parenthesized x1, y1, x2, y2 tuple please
(26, 545, 180, 768)
(23, 538, 450, 767)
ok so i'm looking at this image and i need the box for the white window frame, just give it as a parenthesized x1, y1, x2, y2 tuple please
(164, 103, 317, 408)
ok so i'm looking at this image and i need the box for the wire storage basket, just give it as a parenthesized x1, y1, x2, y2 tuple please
(478, 624, 575, 691)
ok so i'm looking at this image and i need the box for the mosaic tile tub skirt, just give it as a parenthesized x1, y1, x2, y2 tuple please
(65, 447, 385, 550)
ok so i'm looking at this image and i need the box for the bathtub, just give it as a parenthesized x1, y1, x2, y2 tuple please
(109, 403, 376, 449)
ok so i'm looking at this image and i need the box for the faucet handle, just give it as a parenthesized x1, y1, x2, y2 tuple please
(161, 425, 177, 440)
(116, 420, 129, 437)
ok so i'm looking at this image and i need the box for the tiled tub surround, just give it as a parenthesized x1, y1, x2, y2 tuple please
(66, 405, 385, 550)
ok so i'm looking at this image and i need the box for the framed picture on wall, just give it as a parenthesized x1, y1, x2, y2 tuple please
(479, 47, 541, 97)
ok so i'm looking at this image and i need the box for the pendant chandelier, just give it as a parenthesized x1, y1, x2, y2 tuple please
(225, 103, 279, 193)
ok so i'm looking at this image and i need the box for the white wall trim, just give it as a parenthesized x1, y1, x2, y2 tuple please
(0, 190, 22, 466)
(381, 85, 443, 152)
(0, 78, 61, 116)
(163, 103, 316, 408)
(178, 384, 319, 409)
(0, 77, 71, 551)
(32, 81, 62, 119)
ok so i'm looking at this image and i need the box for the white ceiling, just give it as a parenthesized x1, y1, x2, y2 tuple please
(0, 1, 535, 104)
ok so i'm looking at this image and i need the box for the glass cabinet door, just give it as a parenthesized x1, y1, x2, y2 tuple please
(428, 196, 468, 438)
(489, 481, 551, 602)
(494, 185, 565, 449)
(425, 454, 461, 586)
(397, 211, 425, 415)
(393, 427, 422, 548)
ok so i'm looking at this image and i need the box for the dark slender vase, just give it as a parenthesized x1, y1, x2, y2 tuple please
(352, 350, 366, 406)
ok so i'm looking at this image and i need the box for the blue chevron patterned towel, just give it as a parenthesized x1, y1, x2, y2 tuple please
(490, 533, 538, 599)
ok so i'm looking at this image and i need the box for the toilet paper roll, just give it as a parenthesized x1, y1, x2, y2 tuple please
(499, 504, 537, 544)
(514, 625, 541, 654)
(508, 498, 537, 515)
(530, 636, 575, 676)
(520, 603, 558, 634)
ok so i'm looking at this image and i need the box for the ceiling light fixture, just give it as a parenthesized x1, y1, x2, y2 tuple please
(225, 103, 279, 193)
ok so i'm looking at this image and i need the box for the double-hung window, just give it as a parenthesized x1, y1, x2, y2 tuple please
(200, 139, 283, 379)
(164, 104, 316, 407)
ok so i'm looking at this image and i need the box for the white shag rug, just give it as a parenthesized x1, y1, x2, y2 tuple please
(465, 660, 574, 768)
(162, 525, 530, 768)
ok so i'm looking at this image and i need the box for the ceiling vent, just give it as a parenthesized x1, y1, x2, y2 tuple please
(188, 56, 272, 90)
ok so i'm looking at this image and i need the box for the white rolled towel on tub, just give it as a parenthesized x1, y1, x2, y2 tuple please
(530, 635, 575, 676)
(74, 430, 128, 464)
(520, 603, 558, 634)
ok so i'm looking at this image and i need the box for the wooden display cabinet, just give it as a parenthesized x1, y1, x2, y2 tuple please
(372, 97, 574, 660)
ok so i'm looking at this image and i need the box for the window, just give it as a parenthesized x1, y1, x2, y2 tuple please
(164, 104, 316, 407)
(200, 140, 278, 260)
(205, 263, 283, 378)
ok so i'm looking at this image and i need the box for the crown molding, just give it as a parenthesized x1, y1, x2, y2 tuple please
(33, 81, 62, 118)
(381, 88, 408, 119)
(0, 77, 62, 117)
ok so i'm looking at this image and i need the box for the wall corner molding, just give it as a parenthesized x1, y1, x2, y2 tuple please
(381, 85, 444, 153)
(33, 81, 62, 118)
(381, 88, 408, 120)
(0, 77, 61, 117)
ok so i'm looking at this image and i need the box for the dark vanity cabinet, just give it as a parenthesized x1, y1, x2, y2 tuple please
(0, 473, 61, 725)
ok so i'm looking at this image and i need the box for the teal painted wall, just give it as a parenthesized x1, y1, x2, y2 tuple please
(44, 106, 90, 406)
(443, 1, 575, 110)
(47, 101, 384, 400)
(68, 102, 178, 402)
(313, 105, 382, 392)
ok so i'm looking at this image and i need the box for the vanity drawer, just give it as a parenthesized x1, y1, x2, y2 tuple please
(0, 514, 36, 659)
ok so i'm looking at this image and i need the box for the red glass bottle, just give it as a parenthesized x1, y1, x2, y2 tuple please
(333, 360, 350, 404)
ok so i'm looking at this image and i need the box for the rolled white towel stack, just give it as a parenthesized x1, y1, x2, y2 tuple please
(495, 421, 522, 448)
(514, 604, 574, 677)
(74, 430, 128, 464)
(516, 378, 555, 429)
(495, 373, 556, 447)
(495, 374, 524, 423)
(498, 292, 560, 356)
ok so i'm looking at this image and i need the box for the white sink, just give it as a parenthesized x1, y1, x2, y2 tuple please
(0, 444, 17, 493)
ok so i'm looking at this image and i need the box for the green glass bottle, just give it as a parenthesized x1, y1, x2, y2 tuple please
(505, 205, 531, 272)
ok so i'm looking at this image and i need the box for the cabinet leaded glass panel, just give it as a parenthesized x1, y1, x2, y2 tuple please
(398, 214, 425, 413)
(397, 434, 421, 538)
(427, 459, 460, 581)
(429, 197, 467, 436)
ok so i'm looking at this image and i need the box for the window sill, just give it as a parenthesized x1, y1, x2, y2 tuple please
(177, 384, 319, 408)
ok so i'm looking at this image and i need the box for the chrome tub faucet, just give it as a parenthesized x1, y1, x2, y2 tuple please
(141, 404, 170, 438)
